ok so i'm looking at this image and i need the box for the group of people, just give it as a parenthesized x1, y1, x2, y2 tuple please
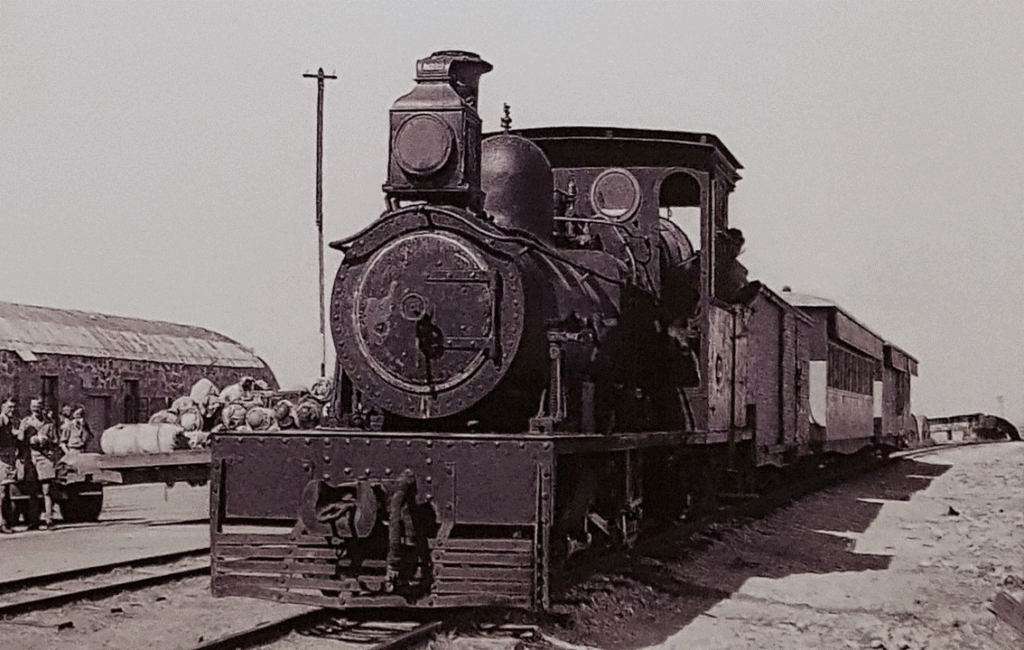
(0, 398, 92, 533)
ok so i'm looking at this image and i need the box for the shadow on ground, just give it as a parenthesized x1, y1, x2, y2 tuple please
(549, 457, 952, 649)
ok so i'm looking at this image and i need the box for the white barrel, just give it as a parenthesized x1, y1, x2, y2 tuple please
(100, 423, 184, 455)
(157, 423, 180, 452)
(101, 424, 138, 455)
(135, 424, 161, 454)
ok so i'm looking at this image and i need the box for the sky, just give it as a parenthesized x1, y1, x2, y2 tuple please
(1, 1, 1022, 424)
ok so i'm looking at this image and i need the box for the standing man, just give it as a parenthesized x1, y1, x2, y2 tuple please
(0, 399, 17, 533)
(59, 405, 73, 441)
(16, 398, 50, 529)
(29, 407, 59, 529)
(60, 406, 91, 454)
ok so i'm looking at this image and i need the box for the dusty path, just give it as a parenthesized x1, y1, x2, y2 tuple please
(548, 442, 1024, 650)
(0, 483, 208, 584)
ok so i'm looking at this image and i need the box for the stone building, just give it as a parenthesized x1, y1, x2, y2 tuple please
(0, 301, 276, 449)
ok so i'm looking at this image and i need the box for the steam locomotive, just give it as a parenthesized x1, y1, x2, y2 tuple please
(210, 51, 917, 610)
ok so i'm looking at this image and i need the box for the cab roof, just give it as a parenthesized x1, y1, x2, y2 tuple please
(494, 126, 742, 177)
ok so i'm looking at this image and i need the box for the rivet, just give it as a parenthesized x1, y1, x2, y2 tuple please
(344, 467, 352, 475)
(304, 438, 312, 445)
(323, 473, 331, 481)
(406, 440, 412, 447)
(427, 440, 433, 448)
(425, 493, 433, 501)
(323, 455, 331, 462)
(426, 458, 432, 466)
(494, 441, 500, 448)
(426, 476, 432, 484)
(364, 468, 371, 476)
(385, 467, 392, 476)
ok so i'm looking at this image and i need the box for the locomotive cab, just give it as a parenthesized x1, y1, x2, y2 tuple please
(504, 127, 756, 438)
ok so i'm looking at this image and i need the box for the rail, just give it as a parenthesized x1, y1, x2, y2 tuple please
(187, 614, 445, 650)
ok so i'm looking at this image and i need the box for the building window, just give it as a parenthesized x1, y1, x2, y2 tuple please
(123, 379, 141, 424)
(41, 375, 59, 417)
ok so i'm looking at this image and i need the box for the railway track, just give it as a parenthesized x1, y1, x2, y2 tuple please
(0, 547, 210, 618)
(187, 612, 445, 650)
(893, 439, 1001, 460)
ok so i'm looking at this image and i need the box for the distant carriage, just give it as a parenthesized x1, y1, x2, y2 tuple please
(927, 413, 1020, 444)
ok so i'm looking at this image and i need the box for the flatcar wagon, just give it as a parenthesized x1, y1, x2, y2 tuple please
(210, 51, 917, 611)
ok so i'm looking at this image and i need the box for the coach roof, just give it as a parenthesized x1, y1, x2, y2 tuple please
(0, 301, 266, 368)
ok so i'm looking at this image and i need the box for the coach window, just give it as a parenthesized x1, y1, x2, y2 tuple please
(659, 171, 702, 252)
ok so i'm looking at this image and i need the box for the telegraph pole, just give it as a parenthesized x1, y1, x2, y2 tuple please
(303, 68, 337, 378)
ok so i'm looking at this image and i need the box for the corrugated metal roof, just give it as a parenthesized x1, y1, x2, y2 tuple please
(778, 291, 837, 309)
(0, 301, 266, 368)
(779, 291, 916, 362)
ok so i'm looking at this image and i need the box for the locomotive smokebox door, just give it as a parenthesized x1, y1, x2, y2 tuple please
(334, 215, 527, 422)
(384, 51, 493, 210)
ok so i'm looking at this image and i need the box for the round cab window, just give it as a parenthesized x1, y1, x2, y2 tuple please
(590, 168, 642, 221)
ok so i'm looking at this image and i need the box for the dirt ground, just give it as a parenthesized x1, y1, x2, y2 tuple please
(0, 483, 315, 650)
(541, 442, 1024, 650)
(0, 445, 1019, 650)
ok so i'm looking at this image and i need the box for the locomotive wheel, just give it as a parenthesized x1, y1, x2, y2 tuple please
(60, 483, 104, 523)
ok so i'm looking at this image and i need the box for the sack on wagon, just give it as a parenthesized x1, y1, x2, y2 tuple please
(189, 378, 220, 416)
(177, 406, 204, 432)
(169, 396, 197, 414)
(148, 409, 180, 425)
(244, 406, 278, 432)
(184, 430, 211, 449)
(100, 423, 184, 455)
(221, 401, 249, 431)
